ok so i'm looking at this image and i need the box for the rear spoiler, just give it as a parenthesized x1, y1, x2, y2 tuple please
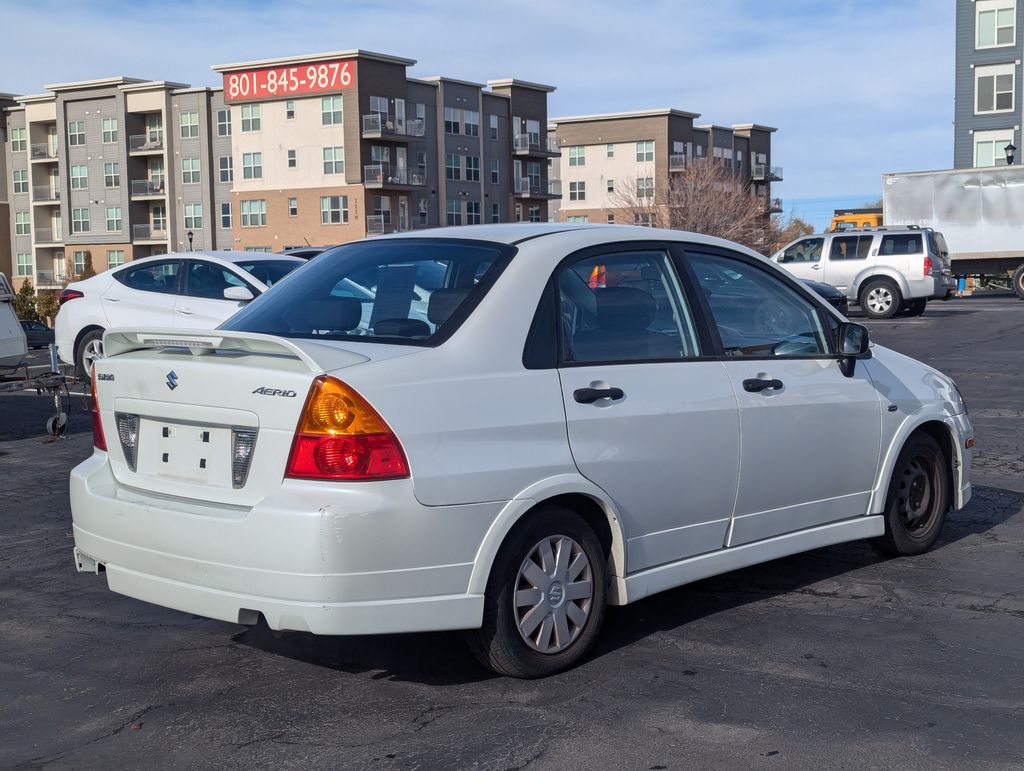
(102, 328, 368, 373)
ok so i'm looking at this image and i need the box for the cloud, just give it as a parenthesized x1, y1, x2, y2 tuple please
(0, 0, 954, 198)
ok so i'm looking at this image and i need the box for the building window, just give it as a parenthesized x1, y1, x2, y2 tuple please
(11, 128, 26, 151)
(491, 202, 501, 223)
(466, 201, 481, 224)
(104, 162, 120, 188)
(607, 213, 615, 224)
(606, 179, 615, 193)
(220, 202, 232, 229)
(219, 156, 233, 182)
(417, 151, 427, 177)
(288, 197, 298, 216)
(636, 140, 655, 162)
(369, 95, 388, 119)
(73, 251, 87, 275)
(71, 165, 88, 189)
(241, 104, 261, 132)
(568, 146, 585, 166)
(637, 177, 654, 198)
(180, 111, 199, 139)
(285, 100, 295, 120)
(242, 152, 263, 179)
(102, 118, 118, 143)
(152, 205, 167, 230)
(634, 213, 654, 227)
(146, 114, 163, 144)
(489, 114, 499, 140)
(977, 0, 1016, 48)
(976, 63, 1015, 113)
(974, 128, 1016, 166)
(182, 158, 201, 184)
(445, 153, 461, 180)
(528, 205, 541, 223)
(322, 95, 342, 125)
(68, 120, 85, 145)
(566, 215, 590, 223)
(515, 203, 523, 222)
(71, 208, 89, 233)
(106, 206, 122, 232)
(16, 254, 32, 277)
(373, 195, 391, 225)
(444, 107, 460, 134)
(217, 109, 231, 136)
(320, 195, 349, 224)
(569, 181, 586, 201)
(15, 212, 31, 235)
(607, 144, 614, 158)
(287, 149, 297, 168)
(446, 199, 462, 226)
(107, 250, 125, 269)
(12, 170, 28, 194)
(150, 158, 165, 187)
(322, 146, 344, 174)
(490, 159, 499, 184)
(466, 155, 481, 182)
(245, 247, 273, 253)
(464, 110, 480, 137)
(184, 203, 203, 229)
(240, 199, 267, 227)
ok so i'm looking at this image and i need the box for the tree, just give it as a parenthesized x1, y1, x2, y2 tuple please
(36, 290, 60, 323)
(764, 214, 815, 255)
(78, 250, 96, 280)
(14, 279, 38, 321)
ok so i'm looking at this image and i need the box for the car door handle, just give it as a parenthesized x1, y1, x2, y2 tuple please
(742, 378, 784, 393)
(574, 387, 625, 404)
(176, 307, 195, 315)
(811, 264, 821, 270)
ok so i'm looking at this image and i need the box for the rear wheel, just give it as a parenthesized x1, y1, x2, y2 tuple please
(897, 299, 927, 317)
(872, 433, 949, 556)
(1013, 264, 1024, 299)
(468, 506, 607, 678)
(76, 329, 104, 378)
(860, 278, 902, 320)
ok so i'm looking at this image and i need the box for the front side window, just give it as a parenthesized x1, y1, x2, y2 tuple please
(221, 239, 513, 346)
(116, 259, 180, 294)
(977, 0, 1016, 47)
(186, 261, 250, 299)
(688, 251, 828, 357)
(880, 234, 922, 255)
(830, 235, 872, 260)
(976, 63, 1015, 113)
(780, 237, 824, 263)
(558, 249, 699, 363)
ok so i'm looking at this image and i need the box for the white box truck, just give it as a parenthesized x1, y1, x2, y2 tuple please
(1, 273, 28, 370)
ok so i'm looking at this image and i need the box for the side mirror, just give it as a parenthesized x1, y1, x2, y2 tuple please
(223, 286, 255, 302)
(837, 321, 870, 377)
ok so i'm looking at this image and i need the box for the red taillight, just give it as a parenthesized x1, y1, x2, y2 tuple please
(91, 369, 106, 451)
(923, 255, 933, 276)
(59, 288, 84, 305)
(285, 376, 408, 481)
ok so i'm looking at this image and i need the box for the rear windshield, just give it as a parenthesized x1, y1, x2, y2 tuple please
(221, 239, 514, 346)
(231, 259, 302, 288)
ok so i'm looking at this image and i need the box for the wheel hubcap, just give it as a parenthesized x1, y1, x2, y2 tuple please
(82, 339, 103, 375)
(514, 535, 593, 654)
(867, 288, 893, 313)
(897, 457, 934, 532)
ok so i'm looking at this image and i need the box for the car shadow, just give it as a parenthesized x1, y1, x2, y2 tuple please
(231, 484, 1022, 684)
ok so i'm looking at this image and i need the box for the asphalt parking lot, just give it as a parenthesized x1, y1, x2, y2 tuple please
(2, 297, 1023, 770)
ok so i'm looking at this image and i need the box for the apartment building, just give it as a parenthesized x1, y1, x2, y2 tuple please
(210, 51, 559, 250)
(3, 77, 231, 290)
(551, 109, 779, 225)
(954, 0, 1023, 167)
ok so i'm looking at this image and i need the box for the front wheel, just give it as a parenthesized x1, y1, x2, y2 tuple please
(872, 433, 949, 556)
(860, 278, 902, 319)
(1013, 264, 1024, 299)
(468, 506, 608, 678)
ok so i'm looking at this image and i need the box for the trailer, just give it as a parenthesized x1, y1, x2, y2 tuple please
(883, 166, 1024, 298)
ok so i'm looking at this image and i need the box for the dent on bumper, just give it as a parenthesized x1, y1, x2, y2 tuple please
(70, 453, 500, 634)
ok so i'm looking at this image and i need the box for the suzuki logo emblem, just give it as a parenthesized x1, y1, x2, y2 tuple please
(166, 371, 179, 391)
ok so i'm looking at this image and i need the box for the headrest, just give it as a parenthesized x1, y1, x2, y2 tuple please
(427, 288, 470, 327)
(304, 297, 362, 332)
(595, 287, 655, 331)
(374, 318, 430, 337)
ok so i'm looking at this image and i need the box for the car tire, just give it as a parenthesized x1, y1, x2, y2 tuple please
(897, 299, 927, 317)
(1013, 264, 1024, 300)
(872, 433, 949, 556)
(76, 329, 104, 378)
(468, 506, 608, 678)
(859, 278, 902, 320)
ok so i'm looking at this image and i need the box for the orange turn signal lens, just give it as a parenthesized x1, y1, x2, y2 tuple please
(965, 437, 975, 449)
(297, 376, 387, 436)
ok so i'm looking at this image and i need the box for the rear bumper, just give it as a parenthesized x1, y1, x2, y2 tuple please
(70, 452, 500, 635)
(906, 275, 956, 301)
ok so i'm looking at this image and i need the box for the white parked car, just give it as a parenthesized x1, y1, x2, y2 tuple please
(55, 251, 304, 375)
(71, 225, 973, 677)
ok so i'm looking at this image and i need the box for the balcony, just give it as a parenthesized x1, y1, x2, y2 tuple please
(32, 186, 60, 202)
(513, 134, 560, 157)
(132, 224, 169, 242)
(36, 271, 66, 289)
(365, 214, 392, 235)
(129, 134, 164, 153)
(30, 144, 58, 161)
(669, 154, 687, 171)
(361, 114, 426, 141)
(514, 177, 562, 199)
(130, 179, 166, 198)
(363, 164, 427, 188)
(752, 164, 783, 182)
(35, 228, 63, 245)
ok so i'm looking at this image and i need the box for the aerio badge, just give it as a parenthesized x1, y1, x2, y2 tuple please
(166, 371, 179, 391)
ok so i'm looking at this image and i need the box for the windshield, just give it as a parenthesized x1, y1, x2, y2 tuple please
(232, 259, 302, 288)
(221, 239, 514, 346)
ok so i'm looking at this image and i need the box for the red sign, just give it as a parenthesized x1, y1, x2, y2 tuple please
(224, 59, 356, 103)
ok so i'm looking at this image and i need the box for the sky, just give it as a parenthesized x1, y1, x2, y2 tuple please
(0, 0, 955, 229)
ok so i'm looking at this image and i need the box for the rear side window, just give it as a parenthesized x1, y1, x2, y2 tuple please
(231, 260, 301, 288)
(115, 260, 181, 294)
(221, 239, 514, 346)
(829, 235, 872, 260)
(880, 234, 922, 255)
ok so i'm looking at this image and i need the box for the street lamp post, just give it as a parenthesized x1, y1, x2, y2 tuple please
(1005, 143, 1017, 166)
(187, 230, 194, 251)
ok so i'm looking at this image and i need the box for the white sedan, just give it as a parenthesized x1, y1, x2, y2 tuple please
(71, 225, 973, 677)
(55, 251, 304, 375)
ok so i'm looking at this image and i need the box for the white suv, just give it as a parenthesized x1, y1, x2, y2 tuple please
(772, 227, 956, 319)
